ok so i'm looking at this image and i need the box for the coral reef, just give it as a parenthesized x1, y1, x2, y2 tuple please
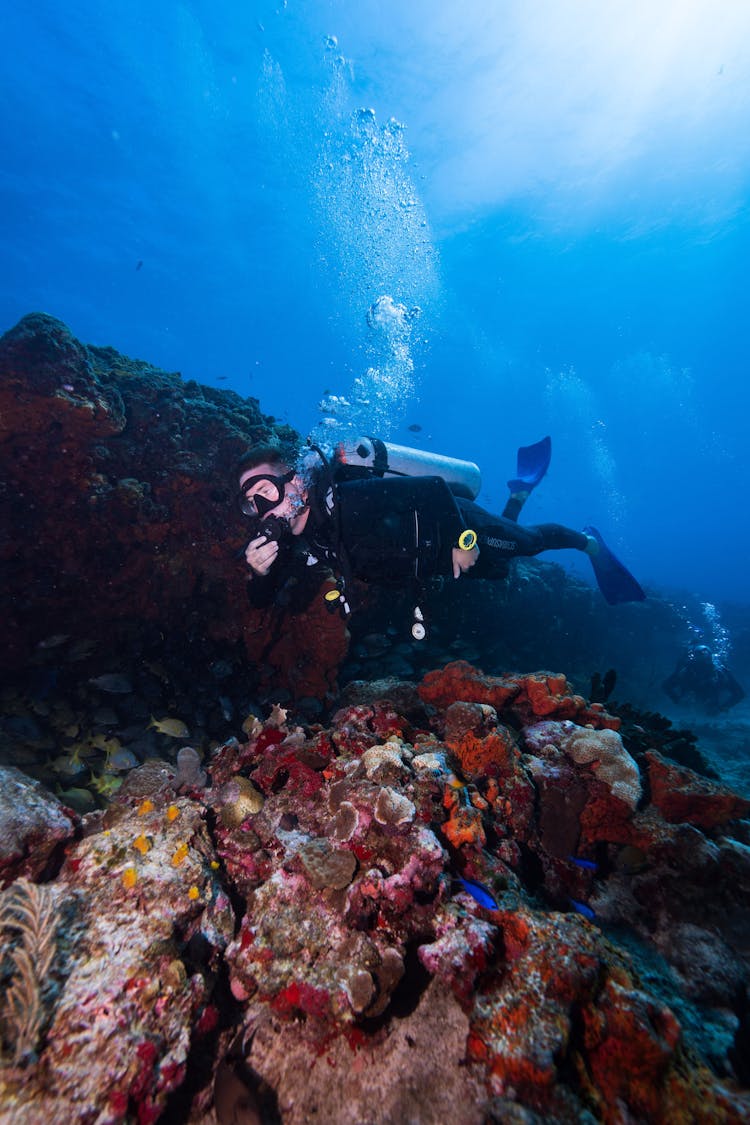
(0, 766, 77, 886)
(3, 315, 750, 1119)
(0, 661, 748, 1122)
(0, 313, 346, 702)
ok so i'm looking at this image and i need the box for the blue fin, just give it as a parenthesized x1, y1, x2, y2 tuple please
(583, 526, 646, 605)
(507, 435, 551, 494)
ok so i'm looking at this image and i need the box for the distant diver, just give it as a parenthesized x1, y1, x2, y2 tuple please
(236, 435, 645, 638)
(663, 643, 745, 715)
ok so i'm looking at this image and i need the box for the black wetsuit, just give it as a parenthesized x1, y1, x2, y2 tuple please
(245, 466, 589, 612)
(663, 646, 745, 714)
(454, 495, 588, 580)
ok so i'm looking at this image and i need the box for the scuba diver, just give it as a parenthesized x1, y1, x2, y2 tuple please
(236, 435, 645, 638)
(663, 643, 745, 715)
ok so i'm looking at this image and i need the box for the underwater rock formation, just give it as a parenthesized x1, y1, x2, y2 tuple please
(0, 313, 347, 701)
(4, 312, 746, 718)
(1, 662, 749, 1122)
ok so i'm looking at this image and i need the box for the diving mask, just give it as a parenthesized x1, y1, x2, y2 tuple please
(238, 469, 295, 517)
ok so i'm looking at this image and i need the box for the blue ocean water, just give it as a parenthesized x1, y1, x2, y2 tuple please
(2, 0, 750, 611)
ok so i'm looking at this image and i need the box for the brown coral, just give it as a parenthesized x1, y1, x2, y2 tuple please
(298, 839, 357, 890)
(218, 776, 265, 827)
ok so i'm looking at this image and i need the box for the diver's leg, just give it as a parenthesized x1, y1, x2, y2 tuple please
(503, 436, 552, 522)
(502, 493, 526, 522)
(457, 499, 590, 579)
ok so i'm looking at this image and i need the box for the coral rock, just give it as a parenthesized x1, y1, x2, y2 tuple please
(444, 700, 498, 742)
(359, 742, 408, 782)
(646, 749, 750, 828)
(419, 663, 621, 732)
(419, 660, 520, 711)
(299, 838, 358, 890)
(448, 725, 519, 781)
(217, 775, 265, 827)
(0, 766, 77, 887)
(526, 719, 641, 809)
(373, 786, 416, 828)
(442, 802, 487, 850)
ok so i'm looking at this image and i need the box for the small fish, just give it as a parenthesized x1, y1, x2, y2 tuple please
(446, 774, 472, 808)
(569, 898, 596, 921)
(89, 770, 123, 798)
(217, 375, 228, 381)
(407, 423, 422, 433)
(91, 733, 121, 755)
(61, 740, 96, 765)
(457, 878, 498, 910)
(106, 747, 138, 772)
(50, 753, 87, 778)
(56, 786, 97, 814)
(136, 260, 143, 271)
(149, 716, 190, 738)
(88, 673, 133, 694)
(37, 633, 70, 649)
(567, 856, 598, 871)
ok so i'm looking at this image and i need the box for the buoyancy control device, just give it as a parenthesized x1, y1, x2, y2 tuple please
(334, 436, 481, 500)
(321, 437, 481, 641)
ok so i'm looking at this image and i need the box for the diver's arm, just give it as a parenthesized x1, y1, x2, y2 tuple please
(452, 544, 479, 578)
(722, 671, 745, 709)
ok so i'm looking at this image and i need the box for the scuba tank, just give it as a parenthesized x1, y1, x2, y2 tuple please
(335, 436, 481, 500)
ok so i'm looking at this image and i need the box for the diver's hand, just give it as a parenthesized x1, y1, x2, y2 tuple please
(245, 535, 279, 576)
(452, 545, 479, 579)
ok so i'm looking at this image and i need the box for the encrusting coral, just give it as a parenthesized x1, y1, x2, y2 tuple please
(526, 719, 642, 808)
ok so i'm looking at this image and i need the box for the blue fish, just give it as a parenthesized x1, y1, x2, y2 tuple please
(457, 878, 498, 910)
(569, 898, 596, 921)
(567, 855, 598, 871)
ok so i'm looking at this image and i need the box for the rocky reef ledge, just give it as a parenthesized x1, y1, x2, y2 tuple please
(1, 663, 749, 1123)
(0, 312, 349, 702)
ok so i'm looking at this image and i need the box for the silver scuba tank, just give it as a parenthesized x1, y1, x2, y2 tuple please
(334, 436, 481, 500)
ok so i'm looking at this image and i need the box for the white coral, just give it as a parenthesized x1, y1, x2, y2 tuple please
(559, 724, 641, 808)
(360, 743, 408, 781)
(374, 787, 416, 827)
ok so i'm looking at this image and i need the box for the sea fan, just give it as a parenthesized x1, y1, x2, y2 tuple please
(0, 878, 59, 1065)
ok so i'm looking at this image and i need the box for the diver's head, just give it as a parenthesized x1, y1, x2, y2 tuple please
(237, 447, 310, 535)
